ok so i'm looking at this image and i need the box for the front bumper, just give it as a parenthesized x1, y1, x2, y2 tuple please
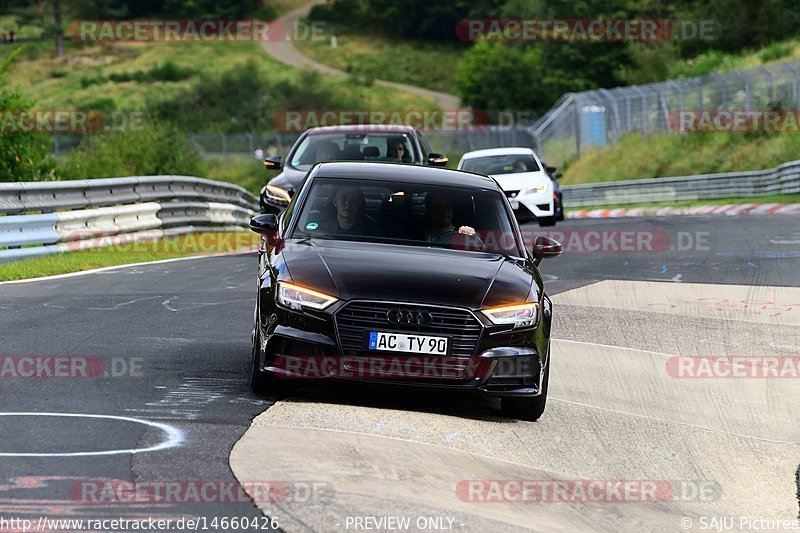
(255, 298, 551, 398)
(516, 194, 555, 218)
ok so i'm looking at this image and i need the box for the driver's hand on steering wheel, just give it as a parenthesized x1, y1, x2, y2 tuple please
(458, 226, 477, 237)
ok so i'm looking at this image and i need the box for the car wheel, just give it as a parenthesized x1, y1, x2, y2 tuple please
(538, 216, 556, 227)
(500, 358, 549, 421)
(250, 325, 295, 397)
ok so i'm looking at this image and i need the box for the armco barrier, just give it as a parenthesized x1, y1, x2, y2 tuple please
(562, 160, 800, 207)
(0, 176, 258, 215)
(0, 176, 258, 264)
(0, 214, 60, 248)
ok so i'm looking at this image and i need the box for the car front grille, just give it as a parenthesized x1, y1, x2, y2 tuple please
(334, 301, 483, 359)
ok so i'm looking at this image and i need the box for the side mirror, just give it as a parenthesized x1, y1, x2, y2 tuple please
(250, 214, 279, 235)
(554, 172, 563, 180)
(531, 235, 562, 266)
(264, 156, 282, 170)
(428, 153, 448, 167)
(545, 165, 557, 174)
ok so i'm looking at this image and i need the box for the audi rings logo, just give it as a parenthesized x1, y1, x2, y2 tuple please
(386, 308, 434, 326)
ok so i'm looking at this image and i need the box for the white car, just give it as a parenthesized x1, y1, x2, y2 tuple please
(457, 147, 556, 227)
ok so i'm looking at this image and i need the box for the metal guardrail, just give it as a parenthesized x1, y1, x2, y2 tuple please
(0, 176, 258, 264)
(0, 176, 258, 215)
(561, 160, 800, 207)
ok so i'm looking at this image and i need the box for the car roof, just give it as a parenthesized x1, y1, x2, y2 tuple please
(460, 147, 536, 159)
(311, 162, 499, 189)
(306, 124, 416, 135)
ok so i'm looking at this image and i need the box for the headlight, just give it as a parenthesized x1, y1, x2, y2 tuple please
(525, 184, 547, 194)
(276, 281, 337, 310)
(481, 302, 539, 327)
(265, 184, 291, 203)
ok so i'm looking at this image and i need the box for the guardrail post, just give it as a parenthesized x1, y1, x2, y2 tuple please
(782, 64, 798, 108)
(573, 97, 581, 159)
(734, 71, 752, 109)
(759, 66, 774, 102)
(711, 73, 727, 107)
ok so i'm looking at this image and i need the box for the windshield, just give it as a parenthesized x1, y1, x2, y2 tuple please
(461, 154, 540, 175)
(289, 133, 419, 170)
(291, 178, 522, 256)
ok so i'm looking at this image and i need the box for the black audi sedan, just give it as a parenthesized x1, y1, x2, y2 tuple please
(249, 162, 562, 421)
(259, 124, 448, 214)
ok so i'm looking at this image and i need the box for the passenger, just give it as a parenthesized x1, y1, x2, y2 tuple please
(386, 138, 408, 162)
(324, 185, 383, 237)
(424, 192, 477, 242)
(513, 159, 529, 172)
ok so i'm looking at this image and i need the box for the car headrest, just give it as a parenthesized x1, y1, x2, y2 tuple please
(363, 146, 380, 158)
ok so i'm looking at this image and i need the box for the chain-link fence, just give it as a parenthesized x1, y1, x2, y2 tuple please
(531, 60, 800, 165)
(184, 130, 537, 161)
(51, 129, 538, 162)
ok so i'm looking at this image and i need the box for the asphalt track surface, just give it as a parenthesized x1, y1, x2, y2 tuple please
(1, 215, 799, 532)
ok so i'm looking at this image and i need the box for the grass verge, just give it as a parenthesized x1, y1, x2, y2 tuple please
(295, 32, 466, 95)
(0, 231, 260, 282)
(562, 131, 800, 185)
(5, 39, 435, 114)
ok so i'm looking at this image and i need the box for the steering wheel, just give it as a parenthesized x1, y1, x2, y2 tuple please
(434, 230, 486, 251)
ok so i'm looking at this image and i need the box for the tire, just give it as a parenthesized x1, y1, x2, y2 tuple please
(538, 216, 556, 227)
(250, 326, 296, 397)
(500, 358, 550, 421)
(555, 198, 565, 221)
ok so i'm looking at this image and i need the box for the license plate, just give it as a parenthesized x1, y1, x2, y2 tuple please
(509, 198, 520, 210)
(367, 331, 449, 355)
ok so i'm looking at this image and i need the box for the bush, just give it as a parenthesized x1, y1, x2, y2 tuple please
(148, 61, 365, 133)
(60, 122, 207, 180)
(760, 43, 794, 63)
(80, 75, 105, 88)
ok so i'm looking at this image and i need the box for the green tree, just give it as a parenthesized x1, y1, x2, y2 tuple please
(0, 48, 54, 182)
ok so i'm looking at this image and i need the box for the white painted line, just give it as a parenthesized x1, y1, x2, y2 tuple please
(0, 250, 257, 287)
(0, 413, 183, 457)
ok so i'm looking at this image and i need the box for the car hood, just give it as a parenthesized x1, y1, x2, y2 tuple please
(281, 239, 534, 309)
(490, 171, 552, 193)
(268, 166, 308, 193)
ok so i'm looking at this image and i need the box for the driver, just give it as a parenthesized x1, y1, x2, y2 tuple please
(424, 192, 477, 242)
(325, 185, 383, 237)
(315, 142, 339, 162)
(512, 159, 529, 172)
